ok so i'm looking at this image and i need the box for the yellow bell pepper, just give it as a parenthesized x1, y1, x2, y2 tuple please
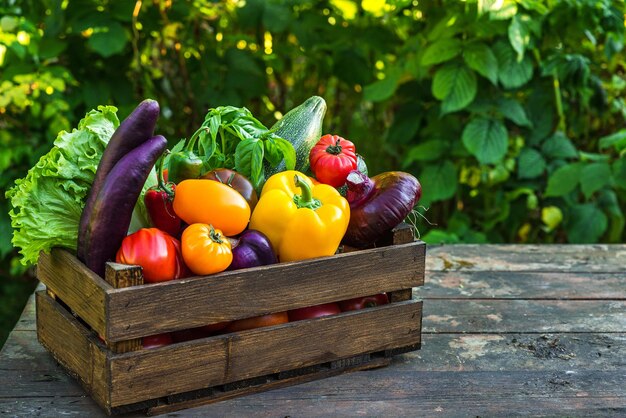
(250, 171, 350, 262)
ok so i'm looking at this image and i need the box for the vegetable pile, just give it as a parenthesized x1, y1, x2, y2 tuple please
(7, 96, 421, 348)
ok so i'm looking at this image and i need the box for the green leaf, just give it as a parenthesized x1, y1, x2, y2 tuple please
(87, 22, 128, 58)
(263, 3, 291, 32)
(363, 67, 401, 102)
(597, 190, 625, 243)
(580, 162, 611, 198)
(462, 117, 508, 164)
(613, 158, 626, 188)
(493, 41, 533, 89)
(420, 160, 458, 203)
(432, 64, 477, 114)
(545, 162, 583, 197)
(599, 129, 626, 151)
(508, 15, 530, 61)
(488, 0, 518, 20)
(566, 203, 608, 243)
(463, 43, 499, 85)
(271, 136, 296, 170)
(421, 229, 461, 244)
(541, 132, 578, 159)
(517, 148, 546, 179)
(497, 97, 532, 127)
(235, 138, 264, 189)
(404, 140, 448, 166)
(421, 38, 462, 66)
(39, 38, 67, 60)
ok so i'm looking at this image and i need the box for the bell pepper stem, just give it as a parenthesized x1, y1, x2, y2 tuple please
(185, 126, 209, 151)
(293, 175, 322, 210)
(156, 152, 174, 198)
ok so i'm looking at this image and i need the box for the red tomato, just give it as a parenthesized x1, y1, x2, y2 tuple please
(168, 233, 192, 279)
(142, 333, 173, 349)
(309, 134, 358, 187)
(116, 228, 180, 283)
(224, 312, 289, 332)
(288, 302, 341, 322)
(338, 293, 389, 312)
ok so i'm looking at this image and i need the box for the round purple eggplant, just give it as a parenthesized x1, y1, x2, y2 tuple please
(343, 170, 421, 248)
(228, 230, 277, 271)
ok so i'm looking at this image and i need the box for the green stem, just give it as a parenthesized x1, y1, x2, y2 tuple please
(293, 175, 322, 210)
(156, 153, 174, 198)
(553, 71, 566, 132)
(209, 225, 224, 244)
(186, 126, 208, 151)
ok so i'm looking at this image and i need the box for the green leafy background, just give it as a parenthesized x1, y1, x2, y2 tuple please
(1, 0, 625, 345)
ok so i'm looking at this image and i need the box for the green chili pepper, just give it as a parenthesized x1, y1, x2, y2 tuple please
(168, 128, 205, 184)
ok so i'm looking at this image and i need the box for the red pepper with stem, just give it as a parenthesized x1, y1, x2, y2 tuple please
(145, 154, 182, 236)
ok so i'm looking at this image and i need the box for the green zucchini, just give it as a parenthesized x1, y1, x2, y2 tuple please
(264, 96, 327, 178)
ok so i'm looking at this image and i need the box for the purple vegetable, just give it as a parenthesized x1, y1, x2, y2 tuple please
(82, 135, 168, 277)
(78, 99, 160, 261)
(228, 229, 277, 271)
(343, 170, 421, 248)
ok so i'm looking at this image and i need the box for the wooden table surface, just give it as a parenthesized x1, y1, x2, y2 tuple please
(1, 244, 625, 417)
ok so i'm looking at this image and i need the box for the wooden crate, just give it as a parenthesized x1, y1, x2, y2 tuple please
(35, 224, 425, 415)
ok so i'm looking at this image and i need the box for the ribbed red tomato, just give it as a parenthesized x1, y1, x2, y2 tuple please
(309, 134, 358, 187)
(116, 228, 180, 283)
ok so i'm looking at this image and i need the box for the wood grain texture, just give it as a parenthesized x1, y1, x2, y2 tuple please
(423, 299, 626, 333)
(107, 300, 422, 406)
(420, 271, 626, 299)
(104, 262, 143, 353)
(35, 291, 110, 411)
(105, 241, 425, 341)
(426, 244, 626, 272)
(37, 249, 110, 337)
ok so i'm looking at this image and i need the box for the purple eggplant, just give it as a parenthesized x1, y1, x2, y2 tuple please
(78, 99, 160, 261)
(82, 135, 168, 277)
(343, 170, 421, 248)
(228, 230, 277, 271)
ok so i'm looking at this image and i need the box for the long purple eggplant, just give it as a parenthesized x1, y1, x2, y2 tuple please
(77, 99, 160, 261)
(82, 135, 168, 277)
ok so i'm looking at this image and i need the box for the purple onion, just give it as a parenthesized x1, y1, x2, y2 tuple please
(343, 170, 421, 248)
(228, 229, 278, 271)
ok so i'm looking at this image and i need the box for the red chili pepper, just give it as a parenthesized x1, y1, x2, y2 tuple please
(145, 154, 182, 236)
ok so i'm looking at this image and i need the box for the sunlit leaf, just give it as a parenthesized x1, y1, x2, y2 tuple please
(420, 160, 458, 203)
(87, 22, 128, 58)
(493, 41, 533, 89)
(363, 67, 401, 102)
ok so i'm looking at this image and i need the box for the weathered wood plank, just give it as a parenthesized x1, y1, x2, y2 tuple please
(106, 241, 425, 341)
(37, 249, 111, 337)
(104, 263, 143, 353)
(35, 291, 111, 411)
(423, 299, 626, 333)
(426, 244, 626, 272)
(2, 369, 624, 418)
(108, 300, 422, 406)
(419, 271, 626, 299)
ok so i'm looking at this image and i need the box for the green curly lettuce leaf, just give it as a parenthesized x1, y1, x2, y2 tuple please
(6, 106, 120, 265)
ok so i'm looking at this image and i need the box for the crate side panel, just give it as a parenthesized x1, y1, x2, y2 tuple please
(36, 291, 111, 411)
(108, 300, 422, 406)
(107, 241, 425, 341)
(37, 249, 109, 337)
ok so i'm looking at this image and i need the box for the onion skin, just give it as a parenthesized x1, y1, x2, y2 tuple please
(343, 170, 421, 248)
(228, 229, 277, 271)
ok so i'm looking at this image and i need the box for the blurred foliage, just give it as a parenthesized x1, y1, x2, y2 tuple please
(1, 0, 626, 335)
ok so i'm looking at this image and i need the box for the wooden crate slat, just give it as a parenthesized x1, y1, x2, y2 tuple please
(107, 299, 422, 406)
(105, 241, 425, 341)
(37, 249, 110, 337)
(36, 291, 111, 412)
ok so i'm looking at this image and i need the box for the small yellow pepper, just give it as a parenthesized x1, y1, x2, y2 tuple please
(250, 171, 349, 262)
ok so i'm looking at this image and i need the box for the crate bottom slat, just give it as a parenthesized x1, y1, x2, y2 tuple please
(37, 288, 421, 416)
(145, 355, 393, 416)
